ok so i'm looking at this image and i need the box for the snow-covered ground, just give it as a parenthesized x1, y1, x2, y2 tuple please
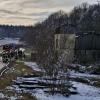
(24, 62, 44, 72)
(0, 62, 5, 70)
(20, 62, 100, 100)
(10, 77, 100, 100)
(34, 82, 100, 100)
(70, 71, 100, 79)
(0, 37, 99, 100)
(0, 38, 20, 46)
(11, 62, 100, 100)
(0, 57, 5, 70)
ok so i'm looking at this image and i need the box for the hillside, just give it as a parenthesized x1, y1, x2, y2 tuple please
(0, 25, 33, 38)
(22, 3, 100, 43)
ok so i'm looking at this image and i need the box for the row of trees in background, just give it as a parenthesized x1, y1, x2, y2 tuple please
(1, 3, 99, 40)
(0, 25, 33, 38)
(22, 3, 100, 65)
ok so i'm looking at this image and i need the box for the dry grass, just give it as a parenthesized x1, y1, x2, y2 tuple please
(0, 90, 37, 100)
(0, 62, 35, 89)
(0, 61, 40, 100)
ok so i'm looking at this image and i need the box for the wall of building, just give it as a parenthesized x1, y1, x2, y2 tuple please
(55, 34, 75, 51)
(75, 33, 100, 63)
(75, 50, 100, 63)
(54, 34, 75, 63)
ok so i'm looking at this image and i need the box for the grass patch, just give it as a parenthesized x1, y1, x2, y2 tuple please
(0, 61, 39, 99)
(21, 93, 37, 100)
(0, 61, 41, 89)
(0, 90, 37, 100)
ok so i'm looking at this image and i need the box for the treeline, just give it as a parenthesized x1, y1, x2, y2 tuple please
(23, 3, 100, 44)
(21, 3, 100, 65)
(0, 25, 34, 38)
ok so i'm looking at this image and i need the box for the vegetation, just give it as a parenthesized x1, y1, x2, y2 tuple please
(0, 25, 33, 38)
(20, 3, 100, 64)
(0, 90, 37, 100)
(0, 61, 37, 99)
(1, 2, 100, 99)
(22, 3, 100, 42)
(0, 61, 41, 89)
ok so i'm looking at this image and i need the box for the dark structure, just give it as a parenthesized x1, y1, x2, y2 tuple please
(75, 32, 100, 63)
(1, 44, 25, 63)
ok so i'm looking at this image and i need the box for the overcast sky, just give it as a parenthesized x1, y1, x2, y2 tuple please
(0, 0, 97, 25)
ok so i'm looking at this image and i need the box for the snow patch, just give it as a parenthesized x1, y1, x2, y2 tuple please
(33, 82, 100, 100)
(24, 62, 42, 72)
(0, 93, 5, 98)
